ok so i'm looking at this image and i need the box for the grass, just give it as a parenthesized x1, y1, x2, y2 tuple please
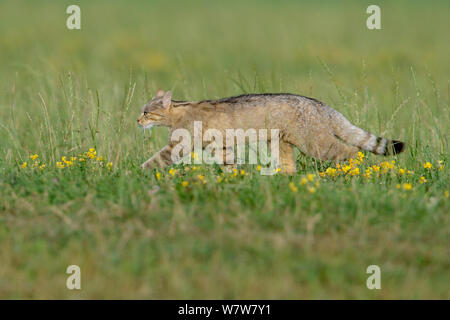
(0, 0, 448, 299)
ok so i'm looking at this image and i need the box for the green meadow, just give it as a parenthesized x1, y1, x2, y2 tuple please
(0, 0, 448, 298)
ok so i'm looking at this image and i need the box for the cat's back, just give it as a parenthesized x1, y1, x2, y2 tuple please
(189, 93, 327, 129)
(203, 93, 323, 109)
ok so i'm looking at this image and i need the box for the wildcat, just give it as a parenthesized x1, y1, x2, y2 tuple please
(137, 90, 404, 174)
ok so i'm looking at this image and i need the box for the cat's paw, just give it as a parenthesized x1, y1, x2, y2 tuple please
(140, 162, 149, 170)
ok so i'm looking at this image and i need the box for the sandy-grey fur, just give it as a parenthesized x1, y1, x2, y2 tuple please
(138, 91, 405, 174)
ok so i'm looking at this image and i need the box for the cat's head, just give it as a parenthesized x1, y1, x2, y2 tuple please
(137, 90, 172, 128)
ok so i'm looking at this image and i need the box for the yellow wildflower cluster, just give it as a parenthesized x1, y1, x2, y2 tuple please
(56, 147, 111, 169)
(86, 148, 97, 159)
(319, 152, 367, 178)
(318, 153, 445, 191)
(20, 148, 112, 171)
(320, 152, 413, 179)
(396, 183, 413, 191)
(152, 157, 444, 196)
(20, 154, 46, 171)
(215, 167, 249, 183)
(290, 174, 319, 194)
(255, 165, 280, 173)
(156, 164, 257, 187)
(289, 182, 298, 192)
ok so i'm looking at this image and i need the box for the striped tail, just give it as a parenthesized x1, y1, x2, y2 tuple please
(330, 109, 405, 156)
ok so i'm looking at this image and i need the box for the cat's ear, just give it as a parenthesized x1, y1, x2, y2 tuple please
(155, 89, 165, 98)
(162, 91, 172, 108)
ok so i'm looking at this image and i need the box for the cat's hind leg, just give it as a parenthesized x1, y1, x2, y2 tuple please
(279, 142, 296, 175)
(307, 134, 359, 161)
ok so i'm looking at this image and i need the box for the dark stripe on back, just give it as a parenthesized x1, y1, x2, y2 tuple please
(173, 93, 325, 106)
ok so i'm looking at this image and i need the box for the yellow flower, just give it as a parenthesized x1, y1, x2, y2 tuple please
(357, 151, 365, 160)
(39, 164, 46, 171)
(396, 184, 401, 189)
(70, 157, 77, 161)
(445, 191, 449, 198)
(423, 162, 432, 169)
(96, 156, 103, 161)
(233, 168, 238, 176)
(348, 167, 360, 176)
(56, 162, 65, 169)
(168, 168, 176, 176)
(156, 172, 161, 180)
(419, 176, 427, 184)
(325, 167, 337, 177)
(30, 154, 38, 161)
(257, 165, 261, 171)
(21, 162, 27, 169)
(106, 162, 113, 170)
(351, 158, 361, 166)
(307, 174, 315, 181)
(197, 174, 205, 182)
(299, 177, 308, 185)
(319, 172, 325, 178)
(85, 148, 97, 159)
(402, 183, 413, 191)
(308, 187, 316, 194)
(342, 165, 351, 173)
(372, 165, 380, 172)
(62, 156, 67, 163)
(380, 161, 394, 171)
(181, 181, 189, 187)
(289, 182, 298, 192)
(398, 168, 406, 175)
(240, 170, 246, 176)
(217, 177, 223, 183)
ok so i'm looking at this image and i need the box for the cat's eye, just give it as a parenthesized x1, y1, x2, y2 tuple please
(143, 111, 148, 115)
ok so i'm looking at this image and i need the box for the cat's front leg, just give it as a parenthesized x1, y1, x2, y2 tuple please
(141, 144, 175, 170)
